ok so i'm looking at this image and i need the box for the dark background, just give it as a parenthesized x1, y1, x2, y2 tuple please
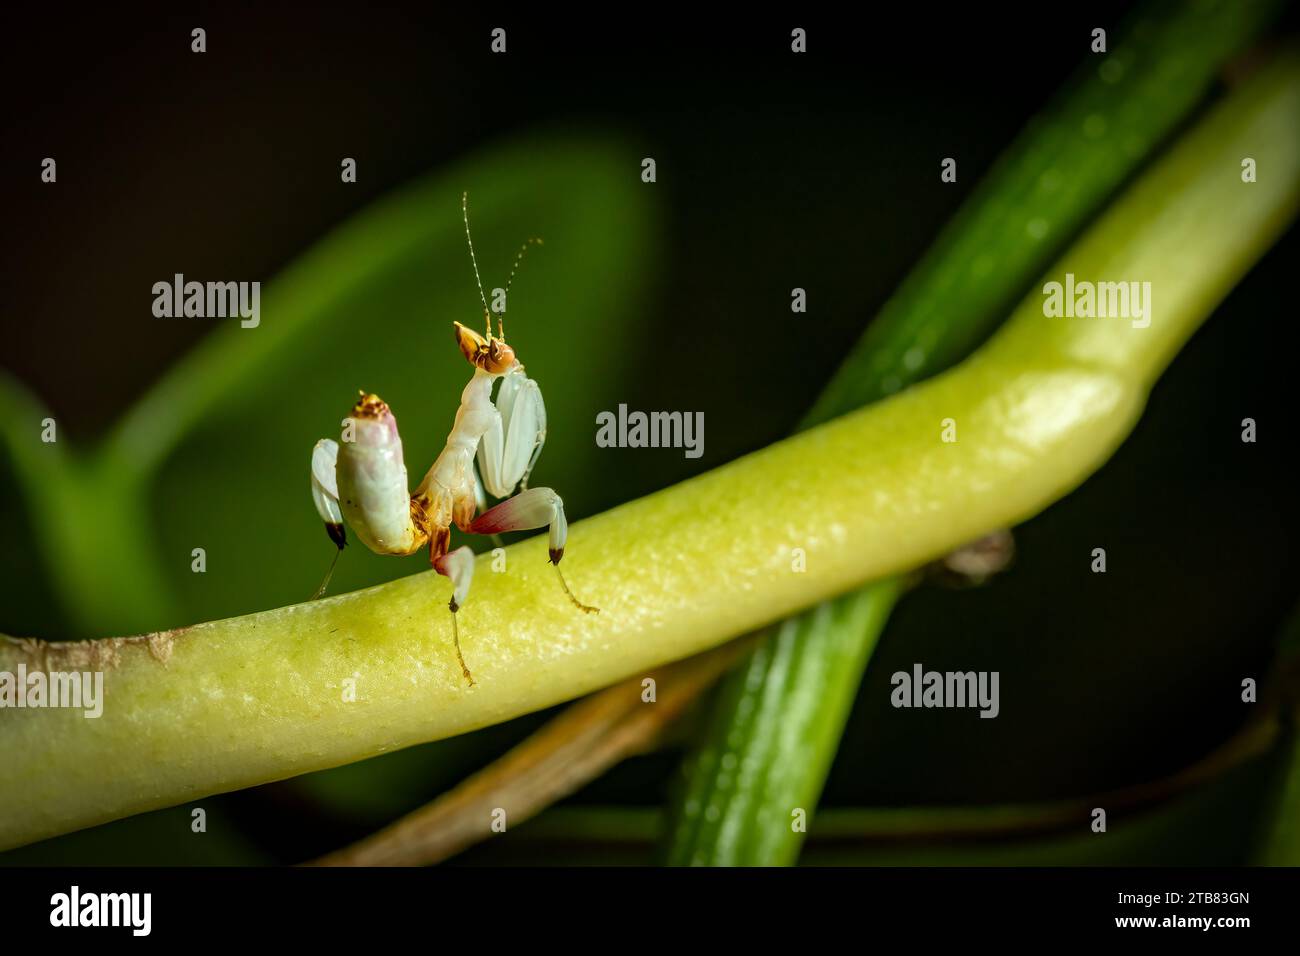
(1, 3, 1297, 864)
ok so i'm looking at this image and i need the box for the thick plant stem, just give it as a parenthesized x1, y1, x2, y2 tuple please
(1, 51, 1298, 852)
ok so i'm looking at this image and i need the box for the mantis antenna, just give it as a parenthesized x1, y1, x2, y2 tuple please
(499, 237, 543, 341)
(461, 192, 491, 337)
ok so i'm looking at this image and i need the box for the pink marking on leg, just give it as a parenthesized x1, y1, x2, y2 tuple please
(469, 487, 557, 536)
(434, 545, 475, 612)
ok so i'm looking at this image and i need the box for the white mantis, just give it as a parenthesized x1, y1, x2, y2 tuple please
(309, 193, 597, 685)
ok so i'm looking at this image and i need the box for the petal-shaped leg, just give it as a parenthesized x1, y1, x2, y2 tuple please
(433, 544, 475, 612)
(475, 369, 547, 499)
(475, 402, 508, 499)
(310, 439, 346, 599)
(469, 487, 596, 613)
(311, 439, 346, 548)
(500, 378, 544, 492)
(518, 381, 546, 492)
(470, 487, 559, 553)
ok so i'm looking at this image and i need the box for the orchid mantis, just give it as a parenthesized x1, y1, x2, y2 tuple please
(310, 194, 597, 685)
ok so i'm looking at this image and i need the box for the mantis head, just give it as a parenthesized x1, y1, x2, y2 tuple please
(454, 321, 517, 374)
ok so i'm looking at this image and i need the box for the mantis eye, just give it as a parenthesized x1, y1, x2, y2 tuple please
(484, 340, 516, 373)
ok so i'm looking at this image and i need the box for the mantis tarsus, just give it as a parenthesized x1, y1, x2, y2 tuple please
(309, 193, 598, 685)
